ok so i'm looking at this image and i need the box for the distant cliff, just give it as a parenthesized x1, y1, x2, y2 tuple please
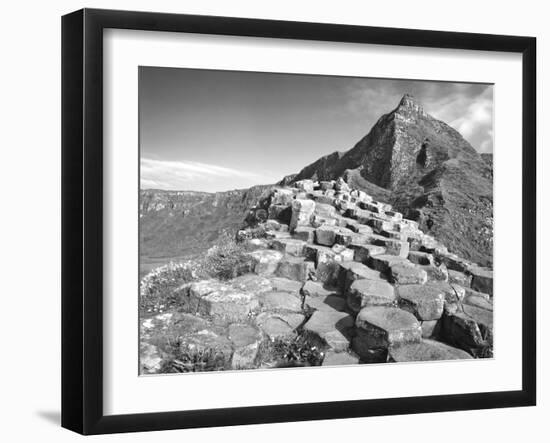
(140, 185, 271, 260)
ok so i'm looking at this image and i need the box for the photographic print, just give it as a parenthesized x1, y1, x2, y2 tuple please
(138, 67, 494, 375)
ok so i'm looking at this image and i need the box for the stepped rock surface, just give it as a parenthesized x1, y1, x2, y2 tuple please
(140, 177, 493, 373)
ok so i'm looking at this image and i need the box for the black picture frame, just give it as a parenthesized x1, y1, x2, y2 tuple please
(61, 8, 537, 435)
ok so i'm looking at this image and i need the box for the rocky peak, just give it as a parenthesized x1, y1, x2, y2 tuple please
(394, 93, 425, 115)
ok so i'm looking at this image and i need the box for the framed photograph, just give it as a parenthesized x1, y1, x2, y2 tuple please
(61, 8, 536, 435)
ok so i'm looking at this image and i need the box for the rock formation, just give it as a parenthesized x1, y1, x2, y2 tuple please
(287, 94, 493, 267)
(140, 179, 493, 373)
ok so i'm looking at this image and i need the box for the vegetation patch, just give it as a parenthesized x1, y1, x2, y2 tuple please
(203, 232, 254, 280)
(140, 233, 253, 314)
(159, 337, 231, 373)
(258, 335, 324, 368)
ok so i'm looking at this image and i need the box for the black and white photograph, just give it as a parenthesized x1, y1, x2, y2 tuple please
(139, 68, 494, 374)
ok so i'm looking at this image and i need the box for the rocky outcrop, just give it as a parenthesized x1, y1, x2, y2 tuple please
(140, 178, 493, 373)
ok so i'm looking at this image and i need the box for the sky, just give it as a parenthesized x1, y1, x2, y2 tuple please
(139, 67, 493, 192)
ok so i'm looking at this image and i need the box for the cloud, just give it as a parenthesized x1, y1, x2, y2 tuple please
(340, 80, 493, 153)
(429, 86, 493, 153)
(140, 158, 264, 191)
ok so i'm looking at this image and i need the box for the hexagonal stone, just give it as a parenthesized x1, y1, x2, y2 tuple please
(228, 324, 263, 369)
(463, 304, 493, 345)
(364, 232, 390, 244)
(448, 270, 472, 287)
(464, 286, 490, 300)
(338, 261, 384, 293)
(441, 309, 492, 356)
(390, 263, 428, 285)
(271, 238, 307, 256)
(310, 215, 338, 228)
(356, 225, 374, 236)
(259, 291, 303, 312)
(315, 225, 340, 246)
(255, 312, 305, 340)
(353, 307, 421, 356)
(304, 243, 332, 262)
(305, 245, 342, 285)
(420, 263, 449, 282)
(292, 226, 315, 243)
(314, 202, 336, 216)
(188, 280, 260, 321)
(335, 230, 354, 246)
(408, 251, 434, 265)
(340, 217, 359, 231)
(387, 339, 473, 362)
(289, 198, 316, 231)
(315, 262, 341, 287)
(449, 283, 466, 301)
(231, 343, 260, 369)
(302, 280, 338, 298)
(369, 254, 410, 273)
(305, 294, 348, 313)
(276, 256, 315, 282)
(373, 238, 409, 258)
(421, 320, 440, 338)
(228, 324, 261, 348)
(322, 350, 360, 367)
(397, 284, 445, 320)
(436, 252, 471, 272)
(351, 244, 386, 263)
(368, 217, 395, 232)
(248, 249, 284, 275)
(427, 282, 465, 314)
(269, 277, 303, 294)
(463, 293, 493, 311)
(347, 279, 395, 312)
(303, 310, 355, 352)
(312, 195, 336, 207)
(230, 274, 273, 293)
(331, 244, 355, 261)
(470, 267, 493, 296)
